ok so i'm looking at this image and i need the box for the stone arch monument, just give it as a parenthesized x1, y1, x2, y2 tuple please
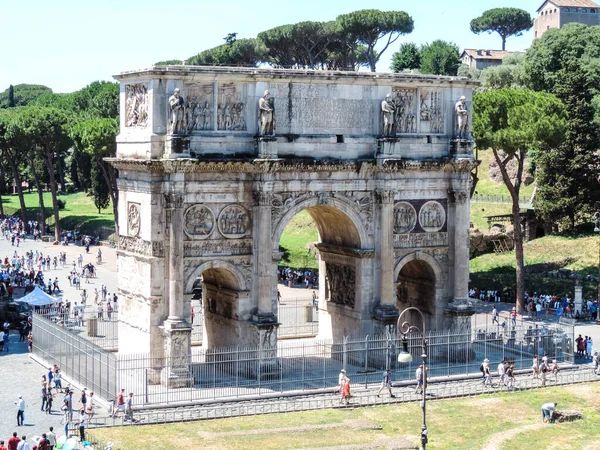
(110, 66, 476, 386)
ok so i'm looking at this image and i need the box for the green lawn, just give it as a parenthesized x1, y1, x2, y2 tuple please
(279, 210, 319, 269)
(473, 149, 535, 198)
(1, 191, 114, 233)
(90, 383, 600, 450)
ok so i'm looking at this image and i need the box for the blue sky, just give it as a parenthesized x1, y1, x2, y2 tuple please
(0, 0, 545, 93)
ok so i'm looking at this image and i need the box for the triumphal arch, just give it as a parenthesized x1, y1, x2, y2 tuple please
(110, 66, 476, 386)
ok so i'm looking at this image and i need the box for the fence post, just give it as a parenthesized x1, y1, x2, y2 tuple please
(364, 335, 369, 389)
(342, 336, 348, 371)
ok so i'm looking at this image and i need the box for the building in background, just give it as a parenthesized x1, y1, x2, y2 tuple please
(534, 0, 600, 38)
(460, 49, 522, 70)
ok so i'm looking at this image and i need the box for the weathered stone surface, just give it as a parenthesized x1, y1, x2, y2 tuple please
(110, 67, 477, 364)
(552, 410, 583, 423)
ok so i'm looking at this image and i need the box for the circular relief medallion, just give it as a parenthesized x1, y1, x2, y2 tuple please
(184, 204, 215, 239)
(218, 204, 249, 239)
(393, 202, 417, 234)
(418, 201, 446, 232)
(127, 203, 141, 237)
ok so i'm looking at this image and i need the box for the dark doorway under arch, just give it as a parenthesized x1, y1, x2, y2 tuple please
(396, 260, 436, 327)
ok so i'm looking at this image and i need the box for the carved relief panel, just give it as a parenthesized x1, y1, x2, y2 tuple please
(217, 83, 246, 131)
(419, 90, 444, 134)
(419, 201, 446, 232)
(184, 84, 214, 132)
(393, 201, 417, 234)
(326, 263, 356, 308)
(127, 202, 141, 237)
(217, 204, 250, 239)
(392, 88, 417, 134)
(125, 84, 148, 128)
(184, 204, 215, 239)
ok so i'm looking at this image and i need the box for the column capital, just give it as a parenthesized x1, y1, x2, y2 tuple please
(164, 192, 184, 210)
(374, 189, 395, 205)
(253, 191, 272, 206)
(448, 189, 468, 205)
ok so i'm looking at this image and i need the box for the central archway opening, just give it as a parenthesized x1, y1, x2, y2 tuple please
(276, 203, 363, 340)
(396, 259, 436, 328)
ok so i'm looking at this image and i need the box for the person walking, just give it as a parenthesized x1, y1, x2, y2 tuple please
(86, 392, 96, 421)
(14, 395, 25, 426)
(506, 364, 515, 389)
(511, 307, 517, 326)
(341, 377, 351, 405)
(551, 360, 560, 382)
(376, 369, 395, 398)
(15, 437, 29, 450)
(47, 427, 56, 450)
(415, 365, 425, 394)
(532, 355, 540, 380)
(492, 306, 499, 325)
(125, 392, 134, 421)
(497, 360, 506, 386)
(336, 369, 346, 394)
(40, 384, 48, 412)
(7, 433, 20, 450)
(484, 360, 492, 387)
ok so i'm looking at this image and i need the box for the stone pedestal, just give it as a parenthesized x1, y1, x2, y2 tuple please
(377, 137, 401, 159)
(373, 304, 400, 336)
(160, 321, 193, 388)
(440, 303, 476, 364)
(248, 314, 280, 380)
(574, 286, 583, 314)
(165, 136, 190, 158)
(449, 139, 474, 157)
(255, 137, 278, 159)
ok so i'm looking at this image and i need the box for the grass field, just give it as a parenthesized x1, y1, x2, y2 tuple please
(90, 383, 600, 450)
(279, 210, 319, 269)
(1, 191, 114, 233)
(473, 149, 535, 198)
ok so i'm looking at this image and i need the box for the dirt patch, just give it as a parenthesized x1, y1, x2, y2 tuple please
(199, 419, 382, 438)
(302, 437, 418, 450)
(481, 422, 545, 450)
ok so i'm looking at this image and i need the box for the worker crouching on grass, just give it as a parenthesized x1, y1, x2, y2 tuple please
(542, 402, 557, 423)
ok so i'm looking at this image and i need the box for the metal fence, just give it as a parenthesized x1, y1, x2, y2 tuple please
(34, 306, 119, 350)
(278, 297, 319, 338)
(32, 312, 118, 401)
(115, 322, 573, 406)
(471, 194, 531, 206)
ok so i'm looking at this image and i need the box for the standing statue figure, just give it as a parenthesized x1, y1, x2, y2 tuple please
(455, 95, 469, 139)
(381, 94, 396, 137)
(258, 90, 274, 136)
(168, 88, 185, 135)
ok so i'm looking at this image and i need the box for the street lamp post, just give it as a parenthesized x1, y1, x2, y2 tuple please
(397, 307, 428, 450)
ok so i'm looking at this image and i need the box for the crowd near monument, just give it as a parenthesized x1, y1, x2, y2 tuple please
(110, 66, 476, 386)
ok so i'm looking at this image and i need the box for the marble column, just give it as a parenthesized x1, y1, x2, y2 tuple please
(373, 189, 399, 334)
(161, 192, 193, 388)
(450, 189, 470, 304)
(252, 190, 277, 321)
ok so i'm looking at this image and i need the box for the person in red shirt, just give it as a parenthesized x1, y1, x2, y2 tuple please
(0, 439, 7, 450)
(111, 388, 126, 417)
(7, 433, 20, 450)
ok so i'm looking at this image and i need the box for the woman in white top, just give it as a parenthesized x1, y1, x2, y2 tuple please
(86, 392, 96, 421)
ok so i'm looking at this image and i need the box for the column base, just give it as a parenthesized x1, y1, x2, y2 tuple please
(377, 137, 401, 159)
(165, 135, 191, 158)
(373, 304, 400, 336)
(449, 139, 474, 157)
(247, 317, 280, 380)
(255, 136, 278, 159)
(160, 321, 193, 389)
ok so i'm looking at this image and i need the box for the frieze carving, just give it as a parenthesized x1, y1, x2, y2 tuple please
(419, 201, 446, 232)
(420, 90, 444, 134)
(393, 202, 417, 234)
(118, 235, 164, 257)
(127, 202, 141, 237)
(185, 83, 214, 131)
(184, 240, 252, 257)
(334, 191, 373, 226)
(315, 243, 374, 259)
(107, 158, 477, 175)
(125, 84, 148, 128)
(448, 189, 468, 205)
(326, 263, 356, 308)
(218, 83, 246, 131)
(271, 192, 313, 223)
(184, 204, 215, 239)
(218, 204, 250, 239)
(394, 232, 448, 248)
(393, 88, 417, 134)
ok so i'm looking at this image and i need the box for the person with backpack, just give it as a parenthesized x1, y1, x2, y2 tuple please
(540, 359, 549, 386)
(480, 358, 489, 384)
(483, 360, 492, 387)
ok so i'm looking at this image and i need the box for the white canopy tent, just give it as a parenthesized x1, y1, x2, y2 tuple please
(15, 286, 61, 307)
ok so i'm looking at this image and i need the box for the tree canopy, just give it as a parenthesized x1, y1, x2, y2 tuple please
(419, 40, 460, 76)
(470, 8, 532, 50)
(335, 9, 413, 72)
(0, 84, 52, 108)
(390, 42, 421, 72)
(187, 37, 267, 67)
(473, 88, 566, 311)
